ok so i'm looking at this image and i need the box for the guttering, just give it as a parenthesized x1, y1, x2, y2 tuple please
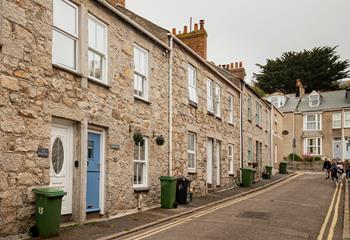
(96, 0, 171, 51)
(172, 35, 242, 93)
(168, 34, 174, 176)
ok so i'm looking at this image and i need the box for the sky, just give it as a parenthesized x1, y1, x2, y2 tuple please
(126, 0, 350, 83)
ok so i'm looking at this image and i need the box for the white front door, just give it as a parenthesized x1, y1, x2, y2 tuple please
(216, 141, 221, 186)
(333, 141, 342, 160)
(50, 123, 73, 215)
(207, 138, 213, 185)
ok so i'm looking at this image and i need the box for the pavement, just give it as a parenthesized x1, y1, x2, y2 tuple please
(117, 172, 345, 240)
(42, 173, 294, 240)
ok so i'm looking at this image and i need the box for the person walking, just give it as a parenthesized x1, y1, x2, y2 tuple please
(337, 161, 344, 181)
(323, 158, 331, 179)
(345, 160, 350, 178)
(330, 160, 338, 184)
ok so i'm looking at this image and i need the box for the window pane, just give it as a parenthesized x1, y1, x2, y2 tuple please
(53, 0, 77, 36)
(139, 142, 145, 161)
(94, 53, 102, 80)
(88, 19, 96, 49)
(88, 51, 94, 77)
(53, 30, 76, 69)
(96, 23, 105, 53)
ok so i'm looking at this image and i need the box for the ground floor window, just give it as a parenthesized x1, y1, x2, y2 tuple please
(248, 137, 253, 162)
(228, 144, 234, 174)
(304, 137, 322, 156)
(134, 137, 148, 188)
(188, 132, 197, 173)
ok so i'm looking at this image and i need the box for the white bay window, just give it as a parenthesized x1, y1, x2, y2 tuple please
(52, 0, 78, 70)
(304, 138, 322, 155)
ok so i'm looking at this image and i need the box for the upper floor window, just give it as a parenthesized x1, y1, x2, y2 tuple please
(214, 83, 221, 117)
(247, 95, 252, 121)
(188, 132, 197, 173)
(207, 79, 214, 113)
(308, 91, 320, 107)
(332, 112, 341, 129)
(88, 15, 107, 83)
(303, 114, 321, 131)
(228, 94, 234, 124)
(256, 102, 262, 126)
(344, 112, 350, 128)
(52, 0, 78, 70)
(134, 45, 149, 100)
(188, 64, 198, 104)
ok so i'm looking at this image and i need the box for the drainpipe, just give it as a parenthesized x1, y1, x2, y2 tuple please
(239, 81, 244, 183)
(292, 111, 296, 161)
(168, 34, 174, 176)
(270, 106, 273, 170)
(342, 109, 345, 161)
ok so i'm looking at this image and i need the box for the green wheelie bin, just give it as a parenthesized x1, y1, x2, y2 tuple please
(279, 161, 288, 174)
(32, 188, 65, 238)
(241, 168, 256, 187)
(265, 166, 273, 179)
(159, 176, 176, 209)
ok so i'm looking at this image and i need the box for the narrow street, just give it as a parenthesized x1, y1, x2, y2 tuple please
(118, 173, 344, 240)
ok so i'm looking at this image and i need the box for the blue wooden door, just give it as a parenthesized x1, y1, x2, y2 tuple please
(86, 132, 101, 212)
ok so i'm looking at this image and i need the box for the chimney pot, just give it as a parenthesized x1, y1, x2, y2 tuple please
(194, 23, 198, 31)
(235, 62, 238, 68)
(239, 61, 243, 68)
(199, 20, 205, 30)
(230, 63, 234, 69)
(184, 26, 188, 34)
(172, 28, 176, 35)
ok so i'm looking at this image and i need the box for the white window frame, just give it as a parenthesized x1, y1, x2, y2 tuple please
(247, 95, 252, 121)
(207, 79, 214, 113)
(304, 137, 322, 156)
(228, 94, 234, 124)
(248, 137, 253, 162)
(188, 64, 198, 104)
(344, 112, 350, 128)
(52, 0, 79, 71)
(188, 132, 197, 173)
(256, 102, 262, 126)
(332, 112, 341, 129)
(133, 137, 148, 188)
(228, 144, 234, 174)
(303, 114, 322, 131)
(133, 44, 149, 100)
(88, 14, 108, 83)
(308, 91, 320, 107)
(214, 83, 221, 117)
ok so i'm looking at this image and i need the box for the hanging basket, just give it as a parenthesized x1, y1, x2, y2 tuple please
(133, 131, 144, 145)
(155, 135, 165, 146)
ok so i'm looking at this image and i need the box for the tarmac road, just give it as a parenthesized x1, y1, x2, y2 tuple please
(118, 172, 344, 240)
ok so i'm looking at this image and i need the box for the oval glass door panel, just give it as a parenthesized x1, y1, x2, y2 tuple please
(52, 137, 64, 175)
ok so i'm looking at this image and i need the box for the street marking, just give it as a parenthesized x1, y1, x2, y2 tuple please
(317, 181, 340, 240)
(122, 174, 301, 240)
(327, 181, 342, 240)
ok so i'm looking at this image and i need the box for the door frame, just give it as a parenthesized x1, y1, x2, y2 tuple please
(87, 128, 105, 215)
(216, 140, 221, 186)
(51, 119, 74, 215)
(207, 138, 213, 185)
(333, 140, 342, 160)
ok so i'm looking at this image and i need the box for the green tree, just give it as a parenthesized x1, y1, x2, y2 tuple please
(254, 46, 350, 94)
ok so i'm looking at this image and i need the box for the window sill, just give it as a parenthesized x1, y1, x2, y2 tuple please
(256, 124, 262, 129)
(229, 173, 235, 177)
(248, 119, 252, 123)
(215, 116, 222, 121)
(207, 111, 215, 116)
(88, 77, 111, 89)
(188, 170, 197, 174)
(228, 122, 235, 126)
(133, 186, 151, 192)
(134, 95, 151, 105)
(189, 101, 198, 108)
(52, 63, 83, 78)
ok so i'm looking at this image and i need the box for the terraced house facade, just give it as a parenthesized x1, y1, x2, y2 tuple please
(0, 0, 283, 237)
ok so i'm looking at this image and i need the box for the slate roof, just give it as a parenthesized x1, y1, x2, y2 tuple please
(277, 90, 350, 113)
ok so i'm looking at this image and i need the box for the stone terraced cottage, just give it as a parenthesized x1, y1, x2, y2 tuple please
(0, 0, 283, 237)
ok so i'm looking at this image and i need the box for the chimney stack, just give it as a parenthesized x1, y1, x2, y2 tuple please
(296, 79, 305, 97)
(219, 61, 246, 80)
(106, 0, 125, 8)
(172, 19, 208, 59)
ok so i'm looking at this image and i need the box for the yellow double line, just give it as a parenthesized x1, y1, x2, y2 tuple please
(317, 180, 343, 240)
(122, 174, 300, 240)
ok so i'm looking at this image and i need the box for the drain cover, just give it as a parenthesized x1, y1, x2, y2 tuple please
(238, 211, 270, 220)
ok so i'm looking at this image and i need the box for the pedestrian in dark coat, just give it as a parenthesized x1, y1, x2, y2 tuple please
(323, 158, 331, 179)
(330, 160, 338, 183)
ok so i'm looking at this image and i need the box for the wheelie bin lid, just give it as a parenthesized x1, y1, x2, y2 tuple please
(32, 188, 65, 198)
(240, 167, 256, 172)
(159, 176, 176, 181)
(176, 176, 192, 182)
